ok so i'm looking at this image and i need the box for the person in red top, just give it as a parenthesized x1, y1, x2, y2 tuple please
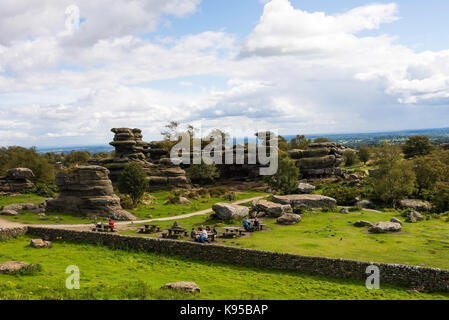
(109, 219, 115, 232)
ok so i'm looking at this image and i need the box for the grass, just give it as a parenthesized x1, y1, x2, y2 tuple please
(0, 191, 266, 225)
(1, 236, 447, 300)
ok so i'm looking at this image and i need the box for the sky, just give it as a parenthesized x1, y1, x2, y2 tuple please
(1, 0, 449, 147)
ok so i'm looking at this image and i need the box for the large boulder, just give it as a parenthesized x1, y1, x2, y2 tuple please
(403, 211, 424, 223)
(368, 222, 402, 234)
(400, 199, 432, 212)
(251, 199, 292, 218)
(212, 203, 249, 220)
(46, 166, 136, 221)
(297, 183, 315, 194)
(0, 261, 32, 274)
(354, 220, 374, 228)
(277, 213, 301, 225)
(0, 209, 18, 216)
(272, 194, 336, 209)
(0, 168, 35, 194)
(30, 239, 52, 249)
(161, 281, 200, 293)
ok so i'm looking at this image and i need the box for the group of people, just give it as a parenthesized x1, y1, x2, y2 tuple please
(243, 217, 259, 232)
(95, 219, 115, 231)
(191, 225, 217, 243)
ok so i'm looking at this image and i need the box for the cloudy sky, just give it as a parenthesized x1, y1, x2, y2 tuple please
(1, 0, 449, 147)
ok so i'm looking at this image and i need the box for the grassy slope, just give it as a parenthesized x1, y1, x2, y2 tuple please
(1, 236, 447, 300)
(0, 191, 266, 225)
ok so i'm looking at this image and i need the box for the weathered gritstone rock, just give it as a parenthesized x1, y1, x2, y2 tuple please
(400, 199, 432, 212)
(390, 217, 403, 225)
(297, 183, 315, 194)
(354, 220, 374, 228)
(251, 199, 292, 218)
(212, 203, 249, 220)
(355, 200, 374, 209)
(30, 239, 52, 248)
(161, 282, 200, 293)
(289, 143, 353, 178)
(93, 128, 188, 190)
(277, 213, 301, 225)
(46, 166, 136, 221)
(368, 222, 402, 234)
(0, 261, 32, 274)
(272, 194, 336, 209)
(404, 211, 424, 223)
(0, 168, 35, 194)
(0, 209, 18, 216)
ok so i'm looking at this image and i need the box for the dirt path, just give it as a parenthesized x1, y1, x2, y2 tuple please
(26, 195, 268, 229)
(0, 218, 24, 229)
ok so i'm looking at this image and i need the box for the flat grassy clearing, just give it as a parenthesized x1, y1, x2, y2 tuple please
(0, 191, 266, 225)
(1, 236, 447, 300)
(119, 209, 449, 270)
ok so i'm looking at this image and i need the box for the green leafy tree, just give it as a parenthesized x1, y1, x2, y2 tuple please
(322, 185, 360, 206)
(264, 151, 299, 195)
(414, 156, 445, 195)
(358, 146, 371, 165)
(313, 137, 331, 143)
(117, 163, 148, 208)
(343, 150, 359, 167)
(288, 135, 311, 150)
(402, 136, 433, 159)
(432, 183, 449, 213)
(186, 161, 220, 184)
(63, 151, 91, 166)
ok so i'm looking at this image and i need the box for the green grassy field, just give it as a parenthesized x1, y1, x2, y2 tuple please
(0, 191, 266, 225)
(1, 236, 447, 300)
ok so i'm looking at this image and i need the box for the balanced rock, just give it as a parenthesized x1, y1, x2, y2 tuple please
(400, 199, 432, 212)
(30, 239, 52, 248)
(251, 199, 292, 218)
(354, 220, 374, 228)
(161, 281, 200, 293)
(277, 213, 301, 225)
(46, 166, 136, 221)
(0, 168, 35, 194)
(212, 203, 249, 220)
(0, 261, 32, 274)
(297, 183, 316, 194)
(0, 209, 18, 216)
(368, 222, 402, 234)
(272, 194, 336, 209)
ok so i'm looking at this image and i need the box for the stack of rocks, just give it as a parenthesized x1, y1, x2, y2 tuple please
(289, 142, 352, 178)
(0, 168, 35, 194)
(46, 166, 136, 220)
(94, 128, 188, 190)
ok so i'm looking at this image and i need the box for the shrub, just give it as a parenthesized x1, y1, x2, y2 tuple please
(209, 187, 227, 198)
(118, 194, 134, 210)
(33, 183, 58, 198)
(343, 150, 359, 167)
(186, 161, 220, 184)
(264, 151, 299, 195)
(117, 163, 148, 208)
(358, 146, 371, 165)
(432, 183, 449, 213)
(322, 184, 360, 206)
(402, 136, 433, 159)
(165, 193, 181, 205)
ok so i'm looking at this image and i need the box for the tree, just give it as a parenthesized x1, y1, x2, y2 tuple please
(432, 183, 449, 213)
(63, 151, 91, 166)
(313, 137, 331, 143)
(117, 163, 148, 208)
(288, 135, 311, 150)
(358, 146, 371, 165)
(264, 151, 299, 195)
(413, 156, 445, 195)
(343, 150, 359, 167)
(402, 136, 433, 159)
(369, 143, 415, 206)
(186, 161, 220, 185)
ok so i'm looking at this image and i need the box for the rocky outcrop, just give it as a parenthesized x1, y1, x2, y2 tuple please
(0, 261, 33, 274)
(297, 183, 315, 194)
(400, 199, 432, 212)
(161, 281, 200, 293)
(354, 220, 374, 228)
(272, 194, 337, 209)
(0, 168, 35, 194)
(251, 199, 292, 218)
(277, 213, 301, 225)
(368, 222, 402, 234)
(212, 203, 249, 220)
(30, 239, 52, 248)
(289, 143, 353, 178)
(46, 166, 135, 221)
(0, 210, 18, 216)
(403, 211, 424, 223)
(94, 128, 188, 190)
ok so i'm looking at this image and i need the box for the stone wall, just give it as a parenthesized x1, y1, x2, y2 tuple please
(0, 227, 28, 241)
(26, 226, 449, 293)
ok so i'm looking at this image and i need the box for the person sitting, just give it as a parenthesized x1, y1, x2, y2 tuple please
(172, 221, 179, 228)
(198, 228, 208, 243)
(206, 226, 211, 232)
(108, 219, 115, 232)
(190, 228, 197, 240)
(211, 227, 217, 235)
(243, 217, 251, 231)
(253, 217, 260, 230)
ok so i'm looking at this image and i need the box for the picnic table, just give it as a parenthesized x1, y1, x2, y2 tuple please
(92, 223, 115, 232)
(138, 224, 161, 234)
(222, 227, 246, 238)
(250, 220, 266, 231)
(162, 227, 188, 239)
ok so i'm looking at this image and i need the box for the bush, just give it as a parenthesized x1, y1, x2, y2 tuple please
(322, 184, 360, 206)
(33, 183, 58, 198)
(186, 161, 220, 184)
(165, 193, 181, 205)
(403, 136, 433, 159)
(117, 163, 148, 208)
(358, 146, 371, 165)
(432, 183, 449, 213)
(209, 187, 227, 198)
(264, 151, 299, 195)
(118, 194, 134, 210)
(343, 150, 359, 167)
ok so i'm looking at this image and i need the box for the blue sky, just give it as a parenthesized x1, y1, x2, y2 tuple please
(1, 0, 449, 147)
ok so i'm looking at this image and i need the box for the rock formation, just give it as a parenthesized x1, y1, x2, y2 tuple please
(161, 282, 201, 293)
(289, 142, 353, 178)
(368, 222, 402, 234)
(212, 203, 249, 220)
(0, 168, 35, 194)
(277, 213, 301, 225)
(251, 199, 292, 218)
(94, 128, 188, 190)
(400, 199, 432, 212)
(46, 166, 135, 220)
(272, 194, 337, 209)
